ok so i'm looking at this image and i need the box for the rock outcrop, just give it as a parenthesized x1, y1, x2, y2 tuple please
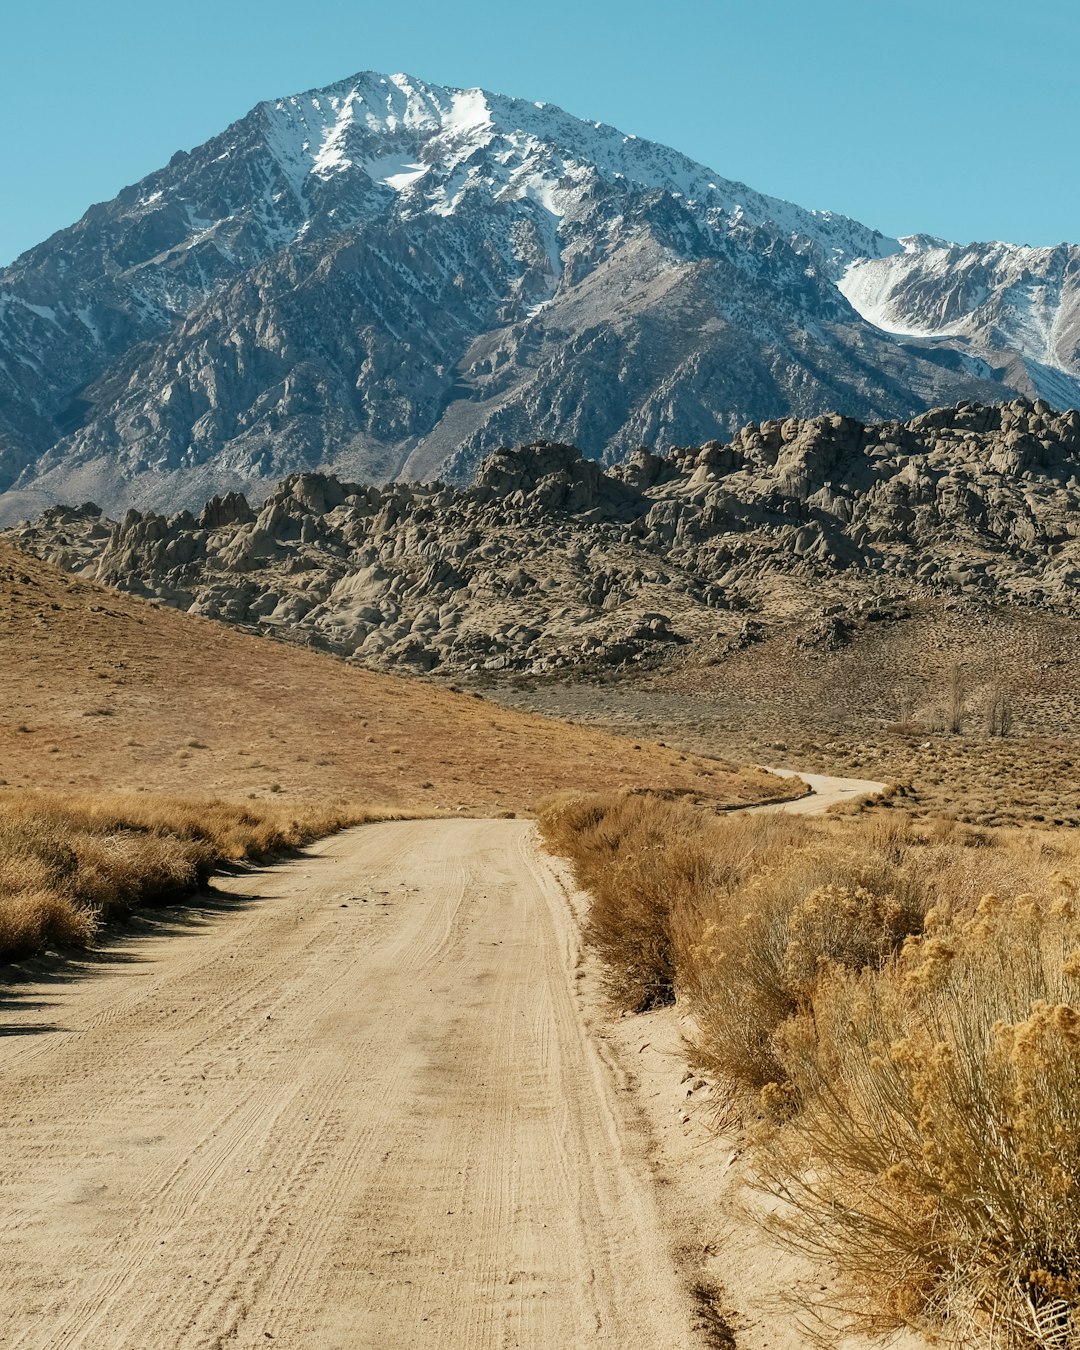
(10, 400, 1080, 675)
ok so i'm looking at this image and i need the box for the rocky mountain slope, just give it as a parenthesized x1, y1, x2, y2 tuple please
(10, 398, 1080, 677)
(839, 237, 1080, 410)
(2, 72, 1078, 524)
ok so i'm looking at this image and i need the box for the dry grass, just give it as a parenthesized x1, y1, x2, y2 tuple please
(499, 598, 1080, 830)
(0, 542, 790, 814)
(542, 791, 1080, 1345)
(539, 792, 718, 1010)
(0, 790, 381, 962)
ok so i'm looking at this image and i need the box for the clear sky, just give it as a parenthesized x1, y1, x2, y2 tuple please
(2, 0, 1077, 266)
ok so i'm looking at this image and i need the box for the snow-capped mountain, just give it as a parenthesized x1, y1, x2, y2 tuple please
(0, 70, 1076, 521)
(839, 238, 1080, 412)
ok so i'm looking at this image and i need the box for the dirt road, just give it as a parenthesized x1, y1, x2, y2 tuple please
(751, 767, 887, 815)
(0, 819, 694, 1350)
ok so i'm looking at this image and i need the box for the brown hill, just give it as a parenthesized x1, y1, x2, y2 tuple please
(0, 542, 788, 813)
(498, 597, 1080, 829)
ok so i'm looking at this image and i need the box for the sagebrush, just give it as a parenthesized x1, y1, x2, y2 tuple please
(541, 790, 1080, 1346)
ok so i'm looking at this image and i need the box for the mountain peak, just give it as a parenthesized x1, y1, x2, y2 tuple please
(0, 68, 1077, 524)
(251, 67, 900, 277)
(900, 233, 958, 253)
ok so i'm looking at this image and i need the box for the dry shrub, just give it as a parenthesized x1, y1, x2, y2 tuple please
(0, 791, 386, 963)
(0, 889, 98, 959)
(675, 813, 932, 1098)
(539, 791, 717, 1011)
(767, 888, 1080, 1346)
(542, 789, 1080, 1342)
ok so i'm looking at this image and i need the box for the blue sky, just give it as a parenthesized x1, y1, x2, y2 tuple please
(2, 0, 1076, 265)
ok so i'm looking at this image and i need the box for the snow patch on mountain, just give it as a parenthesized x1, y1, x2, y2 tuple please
(840, 240, 1080, 407)
(363, 153, 430, 192)
(841, 243, 1080, 359)
(442, 87, 494, 135)
(838, 257, 959, 337)
(311, 91, 361, 177)
(255, 70, 902, 276)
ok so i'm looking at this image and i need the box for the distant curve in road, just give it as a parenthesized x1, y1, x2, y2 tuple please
(750, 767, 887, 815)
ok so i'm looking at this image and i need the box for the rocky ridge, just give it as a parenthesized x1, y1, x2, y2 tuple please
(3, 72, 1079, 523)
(9, 398, 1080, 676)
(839, 238, 1080, 411)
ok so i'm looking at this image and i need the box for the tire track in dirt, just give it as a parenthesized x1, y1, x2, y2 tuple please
(0, 819, 697, 1349)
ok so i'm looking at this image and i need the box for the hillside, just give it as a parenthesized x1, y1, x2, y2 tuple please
(0, 541, 787, 812)
(2, 71, 1079, 521)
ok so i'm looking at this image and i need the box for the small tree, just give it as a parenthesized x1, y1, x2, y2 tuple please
(895, 681, 919, 732)
(988, 685, 1013, 737)
(947, 663, 966, 735)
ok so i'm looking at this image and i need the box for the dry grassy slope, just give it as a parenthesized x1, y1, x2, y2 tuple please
(496, 599, 1080, 827)
(0, 543, 789, 812)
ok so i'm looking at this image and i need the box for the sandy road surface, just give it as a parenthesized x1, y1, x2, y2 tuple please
(0, 819, 694, 1350)
(751, 767, 887, 815)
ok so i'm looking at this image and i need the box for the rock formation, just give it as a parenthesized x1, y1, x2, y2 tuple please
(9, 400, 1080, 675)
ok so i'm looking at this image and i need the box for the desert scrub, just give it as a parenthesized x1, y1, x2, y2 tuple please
(540, 790, 1080, 1341)
(765, 888, 1080, 1346)
(541, 793, 933, 1082)
(0, 791, 385, 962)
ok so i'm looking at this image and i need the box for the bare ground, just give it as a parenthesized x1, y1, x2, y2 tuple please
(0, 819, 698, 1350)
(606, 1003, 931, 1350)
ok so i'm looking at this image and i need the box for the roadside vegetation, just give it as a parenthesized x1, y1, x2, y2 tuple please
(540, 791, 1080, 1347)
(0, 792, 386, 962)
